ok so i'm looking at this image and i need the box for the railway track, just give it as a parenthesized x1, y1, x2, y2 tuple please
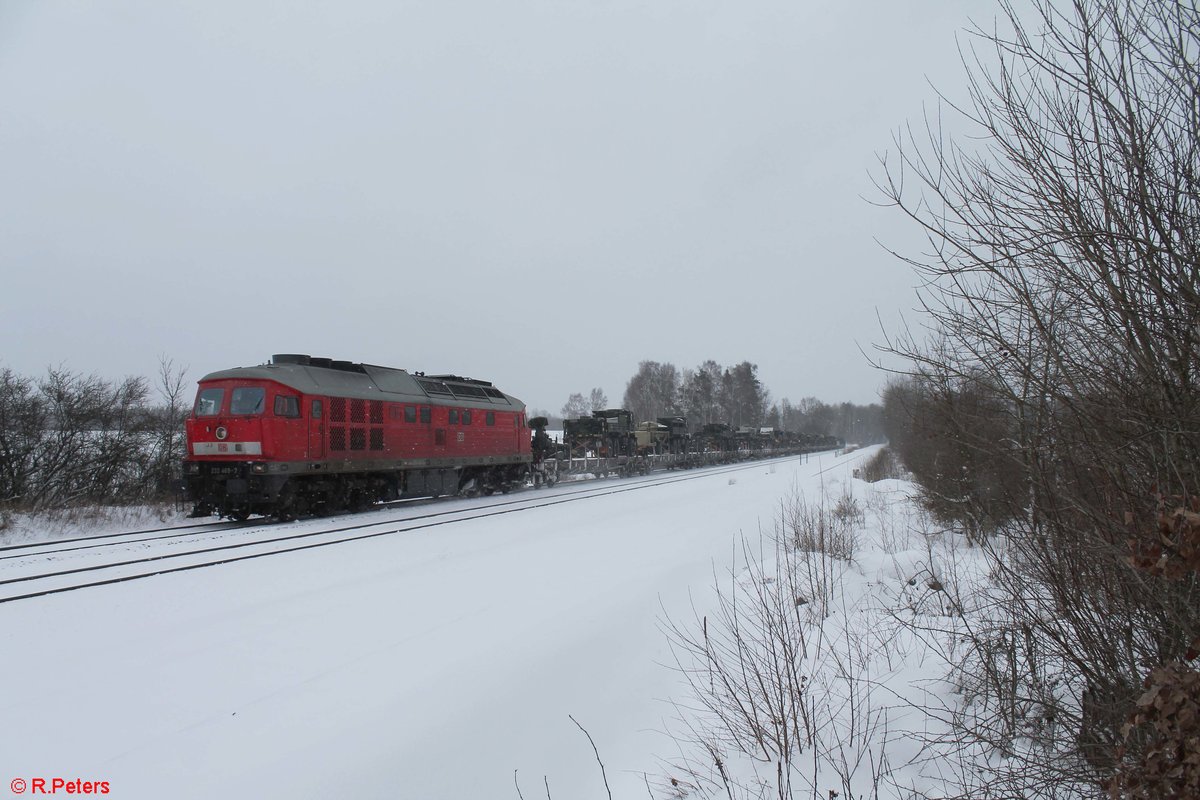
(0, 451, 854, 605)
(0, 518, 243, 559)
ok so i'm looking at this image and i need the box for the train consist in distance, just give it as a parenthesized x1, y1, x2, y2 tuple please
(183, 355, 841, 520)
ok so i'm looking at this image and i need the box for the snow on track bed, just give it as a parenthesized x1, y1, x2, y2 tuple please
(0, 452, 848, 604)
(0, 518, 241, 557)
(0, 448, 872, 800)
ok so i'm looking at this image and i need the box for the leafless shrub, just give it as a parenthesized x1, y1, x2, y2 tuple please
(872, 0, 1200, 792)
(785, 488, 860, 563)
(0, 360, 189, 514)
(858, 447, 903, 484)
(660, 486, 902, 800)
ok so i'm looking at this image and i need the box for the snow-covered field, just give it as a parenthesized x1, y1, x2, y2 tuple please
(0, 449, 981, 799)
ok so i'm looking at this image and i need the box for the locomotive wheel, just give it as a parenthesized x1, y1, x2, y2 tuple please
(276, 484, 299, 522)
(347, 489, 369, 513)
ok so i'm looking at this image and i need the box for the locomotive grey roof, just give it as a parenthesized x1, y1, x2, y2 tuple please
(199, 355, 525, 410)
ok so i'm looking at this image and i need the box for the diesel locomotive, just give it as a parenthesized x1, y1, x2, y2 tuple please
(183, 354, 531, 520)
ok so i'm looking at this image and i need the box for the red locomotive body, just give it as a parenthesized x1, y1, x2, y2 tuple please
(183, 355, 531, 519)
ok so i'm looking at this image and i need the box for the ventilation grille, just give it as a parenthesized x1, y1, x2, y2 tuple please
(451, 384, 487, 399)
(419, 379, 454, 396)
(327, 397, 385, 454)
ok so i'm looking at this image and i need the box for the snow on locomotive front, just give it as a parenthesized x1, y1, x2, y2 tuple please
(183, 355, 532, 520)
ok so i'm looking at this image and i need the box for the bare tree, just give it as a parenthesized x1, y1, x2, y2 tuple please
(622, 361, 680, 423)
(0, 368, 45, 507)
(0, 361, 191, 514)
(724, 361, 768, 429)
(148, 355, 189, 495)
(561, 392, 589, 420)
(587, 387, 607, 412)
(875, 0, 1200, 793)
(679, 360, 724, 429)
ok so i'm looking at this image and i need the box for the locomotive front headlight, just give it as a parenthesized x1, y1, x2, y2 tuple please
(184, 463, 200, 474)
(251, 463, 268, 474)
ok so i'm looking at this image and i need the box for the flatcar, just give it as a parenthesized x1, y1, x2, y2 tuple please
(184, 354, 531, 519)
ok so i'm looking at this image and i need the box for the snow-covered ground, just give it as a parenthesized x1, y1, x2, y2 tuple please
(0, 503, 199, 546)
(0, 449, 981, 799)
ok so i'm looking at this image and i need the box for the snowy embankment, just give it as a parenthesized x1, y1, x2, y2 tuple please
(0, 503, 197, 546)
(0, 449, 979, 799)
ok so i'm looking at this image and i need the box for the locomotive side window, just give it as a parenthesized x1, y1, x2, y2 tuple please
(419, 407, 431, 424)
(230, 387, 266, 415)
(486, 411, 495, 426)
(274, 395, 301, 418)
(404, 406, 416, 423)
(312, 400, 323, 419)
(463, 410, 472, 425)
(449, 409, 459, 425)
(194, 388, 224, 417)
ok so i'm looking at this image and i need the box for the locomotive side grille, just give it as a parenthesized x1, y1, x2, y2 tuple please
(330, 398, 346, 423)
(450, 384, 487, 399)
(330, 427, 346, 451)
(350, 429, 366, 451)
(370, 400, 384, 424)
(369, 429, 384, 451)
(351, 399, 366, 423)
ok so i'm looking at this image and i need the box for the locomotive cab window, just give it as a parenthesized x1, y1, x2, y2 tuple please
(463, 410, 472, 425)
(230, 387, 266, 415)
(274, 395, 301, 418)
(419, 407, 431, 424)
(404, 406, 416, 423)
(194, 388, 224, 417)
(449, 409, 459, 425)
(486, 411, 495, 426)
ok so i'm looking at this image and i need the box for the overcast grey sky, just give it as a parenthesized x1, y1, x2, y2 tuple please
(0, 0, 995, 411)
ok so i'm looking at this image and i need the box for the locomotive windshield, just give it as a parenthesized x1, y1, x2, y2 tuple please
(194, 388, 224, 417)
(230, 387, 266, 415)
